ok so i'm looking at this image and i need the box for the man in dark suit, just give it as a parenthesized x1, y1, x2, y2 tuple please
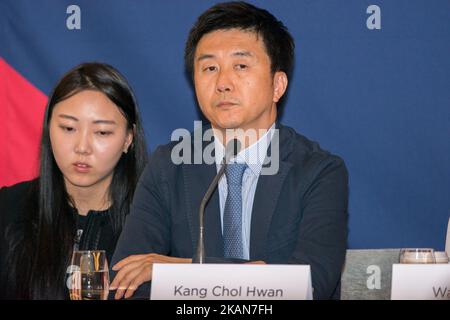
(110, 1, 348, 300)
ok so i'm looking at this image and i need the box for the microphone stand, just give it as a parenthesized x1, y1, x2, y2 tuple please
(193, 139, 241, 264)
(193, 161, 227, 264)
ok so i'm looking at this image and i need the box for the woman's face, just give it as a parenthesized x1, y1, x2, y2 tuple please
(49, 90, 133, 194)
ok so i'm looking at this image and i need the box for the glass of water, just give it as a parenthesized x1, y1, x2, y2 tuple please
(399, 248, 435, 264)
(68, 250, 109, 300)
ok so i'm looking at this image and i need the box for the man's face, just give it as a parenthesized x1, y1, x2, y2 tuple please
(193, 29, 287, 136)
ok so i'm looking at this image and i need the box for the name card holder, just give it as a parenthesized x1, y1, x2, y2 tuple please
(391, 264, 450, 300)
(151, 263, 312, 300)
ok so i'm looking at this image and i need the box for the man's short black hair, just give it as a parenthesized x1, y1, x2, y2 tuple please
(185, 1, 295, 79)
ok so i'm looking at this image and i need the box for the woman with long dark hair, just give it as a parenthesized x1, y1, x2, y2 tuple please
(0, 62, 148, 299)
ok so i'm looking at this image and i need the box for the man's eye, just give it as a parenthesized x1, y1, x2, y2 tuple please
(235, 64, 248, 70)
(204, 66, 217, 72)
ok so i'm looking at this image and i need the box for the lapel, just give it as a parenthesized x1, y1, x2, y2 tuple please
(249, 123, 293, 259)
(182, 123, 294, 260)
(182, 126, 224, 257)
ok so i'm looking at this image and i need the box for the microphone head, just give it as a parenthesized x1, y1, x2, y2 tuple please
(225, 138, 241, 162)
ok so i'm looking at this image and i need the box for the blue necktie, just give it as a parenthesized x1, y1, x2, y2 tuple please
(223, 163, 247, 259)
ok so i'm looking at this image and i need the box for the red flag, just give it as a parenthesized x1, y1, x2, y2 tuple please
(0, 58, 47, 187)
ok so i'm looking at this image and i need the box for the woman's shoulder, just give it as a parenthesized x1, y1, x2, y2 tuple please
(0, 179, 38, 224)
(0, 179, 37, 203)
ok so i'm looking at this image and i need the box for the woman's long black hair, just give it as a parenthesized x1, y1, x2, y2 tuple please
(7, 62, 148, 299)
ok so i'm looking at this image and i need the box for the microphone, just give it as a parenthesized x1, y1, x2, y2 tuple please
(193, 138, 241, 263)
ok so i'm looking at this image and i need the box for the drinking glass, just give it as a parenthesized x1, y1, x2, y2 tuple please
(399, 248, 435, 264)
(67, 250, 109, 300)
(434, 251, 449, 264)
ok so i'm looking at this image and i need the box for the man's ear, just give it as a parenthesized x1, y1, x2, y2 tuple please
(273, 71, 288, 103)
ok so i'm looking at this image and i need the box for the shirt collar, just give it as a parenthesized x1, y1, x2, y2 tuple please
(214, 122, 276, 176)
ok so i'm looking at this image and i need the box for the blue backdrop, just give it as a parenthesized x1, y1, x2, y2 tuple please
(1, 0, 449, 250)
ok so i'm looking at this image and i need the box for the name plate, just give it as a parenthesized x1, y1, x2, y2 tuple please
(151, 263, 312, 300)
(391, 264, 450, 300)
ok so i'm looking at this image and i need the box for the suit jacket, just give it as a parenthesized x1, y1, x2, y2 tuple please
(112, 123, 349, 299)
